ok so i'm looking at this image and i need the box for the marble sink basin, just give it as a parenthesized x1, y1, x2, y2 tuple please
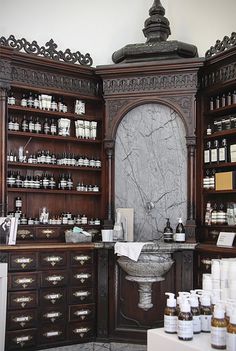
(117, 252, 174, 278)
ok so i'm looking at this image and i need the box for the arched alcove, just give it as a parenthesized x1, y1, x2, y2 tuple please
(115, 103, 187, 241)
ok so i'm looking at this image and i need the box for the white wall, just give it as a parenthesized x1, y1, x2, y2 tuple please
(0, 0, 235, 67)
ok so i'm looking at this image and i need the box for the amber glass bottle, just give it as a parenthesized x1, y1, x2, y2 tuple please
(211, 306, 227, 350)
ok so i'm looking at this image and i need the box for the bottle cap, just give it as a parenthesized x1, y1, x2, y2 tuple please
(165, 293, 176, 308)
(200, 293, 211, 307)
(189, 294, 199, 308)
(180, 298, 191, 313)
(214, 305, 225, 319)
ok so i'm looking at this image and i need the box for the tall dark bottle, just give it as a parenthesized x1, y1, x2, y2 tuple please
(163, 218, 173, 243)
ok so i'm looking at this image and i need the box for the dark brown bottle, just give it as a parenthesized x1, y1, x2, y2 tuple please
(177, 300, 193, 341)
(163, 218, 173, 243)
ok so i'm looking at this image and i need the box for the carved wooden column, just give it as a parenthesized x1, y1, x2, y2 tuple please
(103, 139, 115, 228)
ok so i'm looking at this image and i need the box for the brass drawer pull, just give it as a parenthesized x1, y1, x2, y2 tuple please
(43, 330, 62, 338)
(14, 257, 33, 268)
(74, 273, 91, 283)
(41, 229, 55, 234)
(46, 275, 64, 285)
(17, 230, 32, 239)
(44, 293, 62, 304)
(15, 278, 34, 288)
(73, 327, 90, 337)
(43, 311, 62, 322)
(201, 258, 212, 270)
(73, 255, 91, 265)
(13, 315, 32, 327)
(74, 309, 91, 318)
(14, 296, 33, 307)
(13, 335, 32, 346)
(73, 291, 90, 300)
(43, 256, 63, 266)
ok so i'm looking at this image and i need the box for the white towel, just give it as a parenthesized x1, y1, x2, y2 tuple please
(114, 242, 147, 262)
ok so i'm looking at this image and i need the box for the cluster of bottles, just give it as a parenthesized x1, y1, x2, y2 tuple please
(204, 139, 228, 164)
(206, 115, 236, 136)
(8, 115, 58, 135)
(8, 91, 69, 113)
(7, 149, 102, 168)
(75, 119, 97, 140)
(203, 169, 215, 190)
(164, 290, 236, 349)
(205, 201, 236, 226)
(163, 218, 185, 243)
(9, 199, 101, 226)
(7, 172, 100, 192)
(209, 91, 236, 111)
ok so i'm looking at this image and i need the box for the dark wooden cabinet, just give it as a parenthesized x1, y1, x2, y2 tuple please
(3, 245, 96, 350)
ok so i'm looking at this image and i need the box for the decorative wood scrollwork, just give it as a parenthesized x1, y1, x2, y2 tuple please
(0, 34, 93, 66)
(205, 32, 236, 58)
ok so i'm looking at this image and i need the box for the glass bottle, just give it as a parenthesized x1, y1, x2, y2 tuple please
(28, 116, 35, 133)
(43, 118, 50, 134)
(8, 115, 14, 131)
(33, 93, 39, 109)
(8, 91, 16, 105)
(34, 116, 42, 133)
(164, 293, 177, 334)
(50, 118, 57, 135)
(177, 300, 193, 341)
(21, 93, 27, 107)
(227, 309, 236, 351)
(174, 218, 185, 243)
(27, 92, 34, 108)
(163, 218, 173, 243)
(204, 141, 211, 164)
(211, 140, 219, 164)
(211, 305, 227, 350)
(200, 294, 212, 332)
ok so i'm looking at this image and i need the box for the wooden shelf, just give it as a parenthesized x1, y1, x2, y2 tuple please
(8, 105, 102, 121)
(7, 188, 101, 195)
(8, 131, 102, 144)
(204, 189, 236, 194)
(204, 161, 236, 169)
(204, 128, 236, 140)
(206, 103, 236, 117)
(196, 243, 236, 254)
(8, 162, 101, 172)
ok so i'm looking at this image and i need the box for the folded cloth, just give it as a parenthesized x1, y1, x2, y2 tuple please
(114, 242, 147, 262)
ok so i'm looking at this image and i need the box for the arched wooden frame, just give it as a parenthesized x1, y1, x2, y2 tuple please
(103, 96, 196, 242)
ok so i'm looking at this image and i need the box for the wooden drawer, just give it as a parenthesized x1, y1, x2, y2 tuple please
(68, 287, 94, 305)
(8, 291, 38, 310)
(38, 323, 66, 345)
(67, 321, 94, 341)
(70, 251, 93, 267)
(69, 303, 95, 322)
(35, 227, 61, 241)
(39, 251, 67, 269)
(39, 306, 66, 324)
(69, 268, 93, 287)
(8, 272, 38, 290)
(16, 226, 35, 241)
(8, 252, 37, 271)
(7, 309, 37, 330)
(6, 328, 37, 350)
(41, 270, 67, 288)
(40, 287, 66, 307)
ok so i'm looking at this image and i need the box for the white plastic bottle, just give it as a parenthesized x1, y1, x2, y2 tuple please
(211, 304, 227, 349)
(164, 293, 177, 334)
(200, 293, 212, 332)
(177, 299, 193, 341)
(227, 308, 236, 351)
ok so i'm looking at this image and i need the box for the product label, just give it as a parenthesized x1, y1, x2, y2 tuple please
(175, 233, 185, 242)
(193, 315, 201, 333)
(211, 326, 226, 347)
(177, 320, 193, 339)
(201, 315, 212, 332)
(227, 332, 236, 351)
(211, 149, 218, 163)
(219, 148, 226, 162)
(204, 150, 210, 163)
(164, 315, 177, 333)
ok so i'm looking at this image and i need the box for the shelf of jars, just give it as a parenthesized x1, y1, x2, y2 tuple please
(8, 162, 101, 172)
(7, 188, 101, 195)
(8, 105, 102, 122)
(203, 189, 236, 194)
(8, 131, 102, 144)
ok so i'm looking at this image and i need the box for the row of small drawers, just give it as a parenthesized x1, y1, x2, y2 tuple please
(17, 226, 65, 242)
(7, 303, 95, 330)
(7, 250, 93, 271)
(7, 321, 95, 350)
(8, 268, 93, 290)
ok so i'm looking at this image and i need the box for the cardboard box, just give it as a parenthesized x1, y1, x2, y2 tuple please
(215, 171, 236, 191)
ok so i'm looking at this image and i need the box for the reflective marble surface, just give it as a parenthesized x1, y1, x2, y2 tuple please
(115, 103, 187, 242)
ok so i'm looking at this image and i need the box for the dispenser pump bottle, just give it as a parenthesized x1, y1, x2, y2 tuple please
(177, 298, 193, 341)
(189, 293, 201, 334)
(227, 308, 236, 351)
(211, 304, 227, 350)
(164, 293, 177, 334)
(175, 217, 185, 243)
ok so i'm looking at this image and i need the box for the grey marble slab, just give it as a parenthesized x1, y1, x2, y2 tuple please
(38, 342, 146, 351)
(115, 103, 187, 242)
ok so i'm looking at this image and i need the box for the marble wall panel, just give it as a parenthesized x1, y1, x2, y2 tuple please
(115, 103, 187, 241)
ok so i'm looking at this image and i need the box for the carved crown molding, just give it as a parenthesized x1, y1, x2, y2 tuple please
(0, 59, 99, 96)
(0, 34, 93, 66)
(201, 61, 236, 89)
(205, 32, 236, 58)
(103, 72, 198, 95)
